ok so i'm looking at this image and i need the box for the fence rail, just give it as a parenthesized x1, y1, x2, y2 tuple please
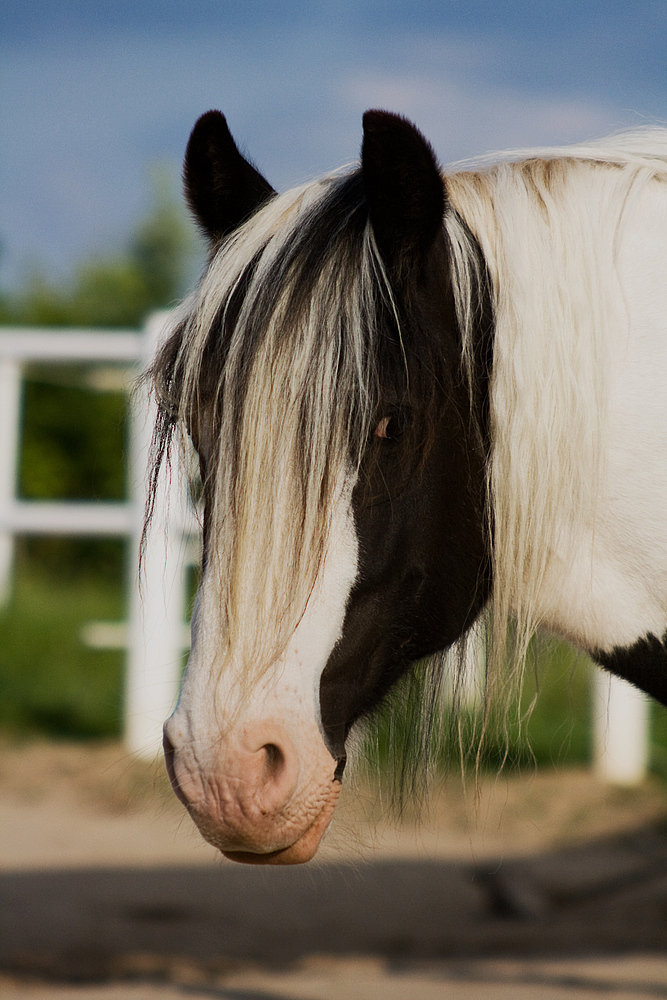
(0, 328, 143, 362)
(0, 314, 195, 756)
(0, 501, 134, 535)
(0, 318, 650, 779)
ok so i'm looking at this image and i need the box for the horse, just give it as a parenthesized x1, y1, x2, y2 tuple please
(150, 108, 667, 865)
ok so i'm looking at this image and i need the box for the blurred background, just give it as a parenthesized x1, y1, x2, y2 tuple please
(2, 0, 667, 767)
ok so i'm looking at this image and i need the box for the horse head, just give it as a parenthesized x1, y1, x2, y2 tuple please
(157, 109, 491, 863)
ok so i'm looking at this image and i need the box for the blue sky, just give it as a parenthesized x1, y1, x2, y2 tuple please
(2, 1, 666, 290)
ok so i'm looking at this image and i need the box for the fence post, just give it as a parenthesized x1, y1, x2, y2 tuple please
(592, 667, 649, 784)
(0, 358, 22, 604)
(125, 312, 189, 757)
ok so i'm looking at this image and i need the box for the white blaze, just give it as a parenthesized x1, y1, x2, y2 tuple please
(168, 484, 358, 773)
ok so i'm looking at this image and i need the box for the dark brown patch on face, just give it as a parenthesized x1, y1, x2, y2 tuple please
(320, 230, 493, 758)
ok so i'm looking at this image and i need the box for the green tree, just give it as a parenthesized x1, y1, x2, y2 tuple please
(0, 171, 200, 739)
(130, 166, 195, 309)
(7, 167, 198, 328)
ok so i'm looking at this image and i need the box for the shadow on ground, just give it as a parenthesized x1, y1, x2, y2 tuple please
(2, 822, 667, 983)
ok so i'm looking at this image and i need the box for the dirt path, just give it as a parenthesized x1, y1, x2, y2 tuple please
(3, 739, 667, 868)
(4, 955, 667, 1000)
(2, 740, 667, 999)
(4, 956, 667, 999)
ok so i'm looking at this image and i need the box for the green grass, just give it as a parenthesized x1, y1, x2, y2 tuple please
(0, 543, 125, 739)
(361, 638, 592, 782)
(650, 702, 667, 780)
(362, 635, 667, 792)
(511, 637, 592, 767)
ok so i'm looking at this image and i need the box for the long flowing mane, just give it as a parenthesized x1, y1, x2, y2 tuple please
(445, 129, 667, 700)
(149, 126, 667, 771)
(150, 173, 401, 683)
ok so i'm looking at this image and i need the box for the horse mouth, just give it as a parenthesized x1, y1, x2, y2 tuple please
(220, 780, 341, 865)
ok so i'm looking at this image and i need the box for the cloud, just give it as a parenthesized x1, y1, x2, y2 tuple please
(1, 23, 663, 288)
(341, 70, 628, 165)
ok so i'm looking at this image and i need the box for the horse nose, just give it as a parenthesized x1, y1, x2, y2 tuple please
(162, 718, 300, 837)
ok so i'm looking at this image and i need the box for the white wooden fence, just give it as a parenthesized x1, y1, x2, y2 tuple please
(0, 313, 197, 757)
(0, 317, 651, 778)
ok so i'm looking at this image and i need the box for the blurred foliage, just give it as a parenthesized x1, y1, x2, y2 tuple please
(0, 166, 199, 577)
(495, 636, 592, 769)
(20, 375, 127, 501)
(3, 166, 198, 328)
(361, 638, 592, 799)
(650, 703, 667, 781)
(0, 543, 125, 738)
(363, 636, 667, 798)
(0, 166, 200, 738)
(14, 374, 129, 578)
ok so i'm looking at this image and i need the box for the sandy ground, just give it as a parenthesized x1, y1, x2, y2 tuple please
(3, 740, 667, 999)
(4, 955, 667, 1000)
(3, 739, 667, 868)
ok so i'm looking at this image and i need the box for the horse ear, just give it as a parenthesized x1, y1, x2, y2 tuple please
(183, 110, 276, 244)
(361, 110, 445, 268)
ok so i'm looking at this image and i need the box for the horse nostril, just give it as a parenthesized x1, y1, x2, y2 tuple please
(163, 728, 189, 807)
(238, 730, 299, 811)
(262, 742, 285, 778)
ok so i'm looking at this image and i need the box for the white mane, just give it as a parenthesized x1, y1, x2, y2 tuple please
(444, 129, 667, 688)
(154, 173, 390, 688)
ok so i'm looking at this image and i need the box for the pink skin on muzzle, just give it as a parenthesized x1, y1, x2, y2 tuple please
(163, 718, 340, 865)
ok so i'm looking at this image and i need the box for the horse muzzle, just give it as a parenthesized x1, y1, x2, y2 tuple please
(163, 717, 340, 864)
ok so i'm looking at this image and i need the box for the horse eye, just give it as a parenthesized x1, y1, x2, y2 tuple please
(374, 415, 403, 440)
